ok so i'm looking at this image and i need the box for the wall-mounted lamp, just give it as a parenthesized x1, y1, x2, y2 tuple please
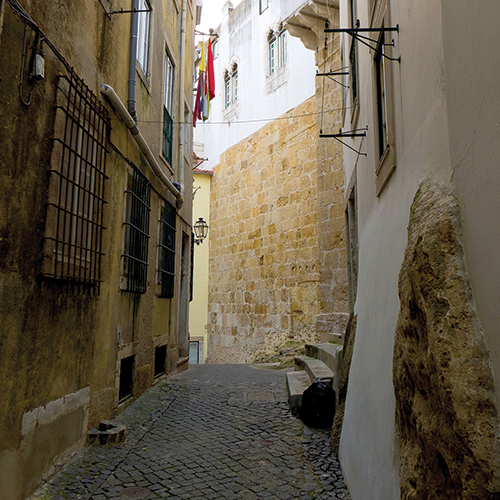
(193, 217, 209, 245)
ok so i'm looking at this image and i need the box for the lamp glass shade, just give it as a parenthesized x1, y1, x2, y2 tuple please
(194, 217, 209, 241)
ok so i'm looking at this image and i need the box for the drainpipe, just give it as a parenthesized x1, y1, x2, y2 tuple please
(178, 0, 187, 194)
(101, 84, 184, 206)
(127, 0, 139, 121)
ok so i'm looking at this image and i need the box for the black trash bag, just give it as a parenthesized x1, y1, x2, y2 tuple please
(299, 380, 336, 429)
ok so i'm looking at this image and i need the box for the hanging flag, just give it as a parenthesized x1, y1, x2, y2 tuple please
(207, 39, 215, 101)
(193, 39, 215, 127)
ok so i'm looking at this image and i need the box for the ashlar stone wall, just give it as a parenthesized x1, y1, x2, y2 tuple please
(207, 89, 348, 362)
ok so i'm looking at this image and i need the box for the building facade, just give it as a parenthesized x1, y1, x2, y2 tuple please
(285, 0, 500, 498)
(201, 0, 349, 363)
(0, 1, 197, 498)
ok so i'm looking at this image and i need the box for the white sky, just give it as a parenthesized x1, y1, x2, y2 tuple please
(197, 0, 243, 34)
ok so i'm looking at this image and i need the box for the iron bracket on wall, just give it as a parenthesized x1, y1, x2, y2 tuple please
(320, 127, 368, 156)
(316, 68, 350, 88)
(325, 20, 400, 62)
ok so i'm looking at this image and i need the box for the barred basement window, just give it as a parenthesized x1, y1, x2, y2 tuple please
(121, 166, 151, 293)
(158, 199, 176, 298)
(42, 74, 109, 293)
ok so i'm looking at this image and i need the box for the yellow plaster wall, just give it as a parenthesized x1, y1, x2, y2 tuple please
(189, 172, 212, 362)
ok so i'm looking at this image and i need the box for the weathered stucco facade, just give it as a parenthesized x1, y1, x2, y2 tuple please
(0, 1, 196, 498)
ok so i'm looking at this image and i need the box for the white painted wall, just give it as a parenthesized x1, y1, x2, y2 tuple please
(193, 0, 316, 171)
(338, 1, 500, 499)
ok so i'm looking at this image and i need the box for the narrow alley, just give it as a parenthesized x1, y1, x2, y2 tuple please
(31, 365, 351, 500)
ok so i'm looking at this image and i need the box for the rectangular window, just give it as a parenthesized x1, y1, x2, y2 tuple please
(137, 0, 151, 74)
(269, 31, 286, 75)
(259, 0, 269, 14)
(163, 53, 175, 164)
(122, 166, 151, 294)
(375, 31, 388, 160)
(43, 74, 109, 293)
(269, 36, 276, 74)
(189, 341, 200, 364)
(232, 68, 238, 102)
(278, 30, 287, 68)
(224, 72, 231, 107)
(371, 0, 396, 195)
(348, 0, 359, 108)
(158, 199, 176, 298)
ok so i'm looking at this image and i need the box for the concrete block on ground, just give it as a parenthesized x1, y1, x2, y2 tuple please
(286, 371, 311, 417)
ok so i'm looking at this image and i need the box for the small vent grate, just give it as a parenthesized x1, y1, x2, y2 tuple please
(120, 486, 151, 499)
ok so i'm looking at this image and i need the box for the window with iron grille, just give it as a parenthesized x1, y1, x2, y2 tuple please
(121, 166, 151, 294)
(158, 199, 176, 298)
(42, 74, 109, 293)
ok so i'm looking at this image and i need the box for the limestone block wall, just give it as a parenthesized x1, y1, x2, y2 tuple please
(314, 22, 349, 339)
(208, 89, 348, 362)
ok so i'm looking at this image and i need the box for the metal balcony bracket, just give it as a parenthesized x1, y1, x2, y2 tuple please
(319, 127, 368, 156)
(316, 67, 350, 88)
(325, 20, 400, 62)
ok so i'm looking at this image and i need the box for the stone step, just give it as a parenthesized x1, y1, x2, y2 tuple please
(305, 343, 343, 409)
(305, 343, 343, 375)
(286, 371, 311, 417)
(294, 355, 334, 388)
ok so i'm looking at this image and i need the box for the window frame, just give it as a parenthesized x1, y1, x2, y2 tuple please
(157, 198, 176, 298)
(121, 165, 151, 294)
(42, 74, 109, 293)
(136, 0, 152, 75)
(371, 0, 396, 195)
(259, 0, 269, 15)
(268, 29, 287, 76)
(162, 51, 175, 164)
(348, 0, 360, 127)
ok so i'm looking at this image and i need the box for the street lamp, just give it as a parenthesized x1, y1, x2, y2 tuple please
(193, 217, 209, 245)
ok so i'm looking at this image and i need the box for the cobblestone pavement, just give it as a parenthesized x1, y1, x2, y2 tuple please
(32, 364, 350, 500)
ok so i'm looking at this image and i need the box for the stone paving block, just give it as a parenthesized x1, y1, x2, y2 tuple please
(29, 364, 350, 500)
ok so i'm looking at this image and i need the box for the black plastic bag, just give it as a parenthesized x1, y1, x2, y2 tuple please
(300, 380, 336, 429)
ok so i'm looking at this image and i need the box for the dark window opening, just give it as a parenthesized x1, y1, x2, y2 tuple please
(158, 199, 176, 298)
(375, 31, 388, 159)
(122, 165, 151, 294)
(348, 0, 358, 106)
(119, 355, 135, 402)
(163, 108, 174, 165)
(189, 233, 195, 302)
(154, 345, 167, 377)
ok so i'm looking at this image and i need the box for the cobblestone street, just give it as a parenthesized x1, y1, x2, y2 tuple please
(31, 365, 350, 500)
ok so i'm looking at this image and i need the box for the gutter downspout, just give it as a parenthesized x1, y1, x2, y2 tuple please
(101, 84, 184, 206)
(127, 0, 139, 121)
(178, 0, 187, 194)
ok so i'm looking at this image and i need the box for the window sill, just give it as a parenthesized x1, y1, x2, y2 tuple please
(136, 61, 151, 93)
(160, 154, 175, 176)
(265, 66, 288, 94)
(375, 144, 396, 196)
(223, 102, 239, 121)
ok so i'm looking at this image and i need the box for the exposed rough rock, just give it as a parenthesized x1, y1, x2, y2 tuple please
(393, 181, 500, 499)
(252, 339, 306, 368)
(331, 314, 357, 453)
